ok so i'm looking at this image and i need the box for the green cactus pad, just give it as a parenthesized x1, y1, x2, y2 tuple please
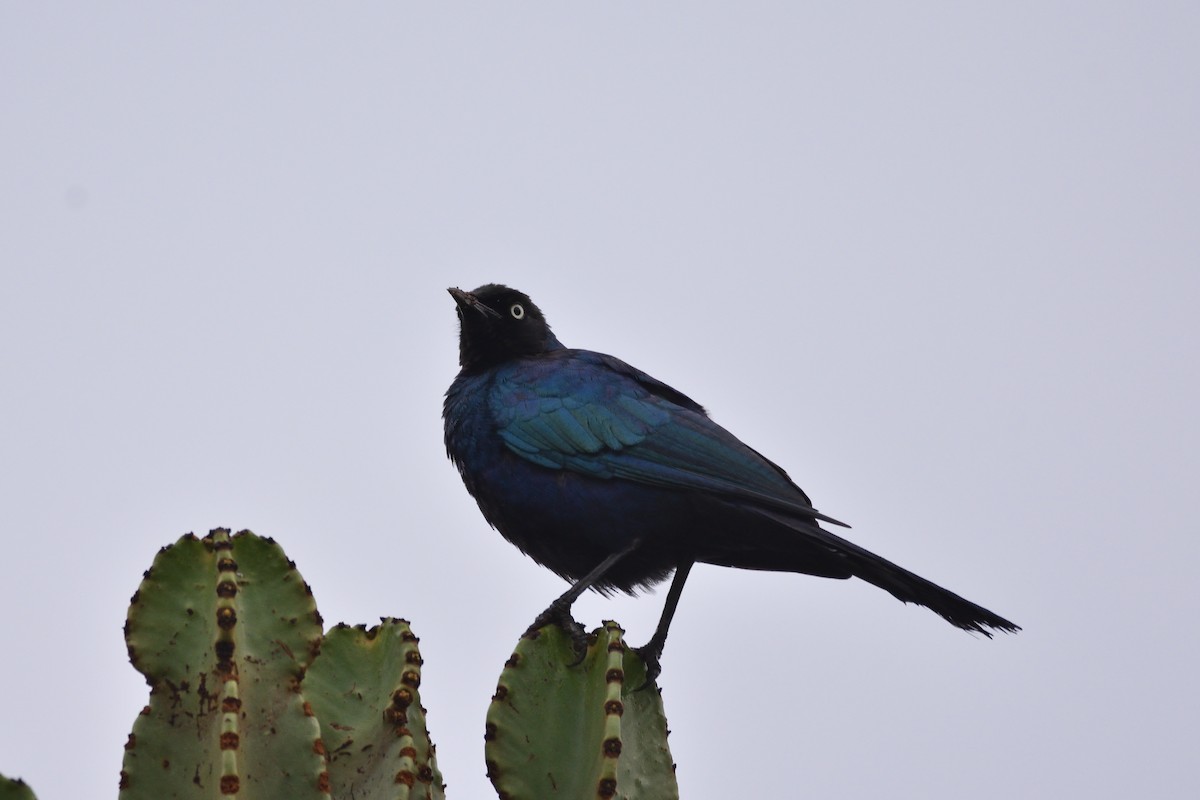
(305, 619, 445, 800)
(0, 776, 37, 800)
(485, 621, 678, 800)
(120, 528, 328, 799)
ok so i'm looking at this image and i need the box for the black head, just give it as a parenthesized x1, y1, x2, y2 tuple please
(448, 284, 562, 372)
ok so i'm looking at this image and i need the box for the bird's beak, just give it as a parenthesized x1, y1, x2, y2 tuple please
(448, 287, 501, 318)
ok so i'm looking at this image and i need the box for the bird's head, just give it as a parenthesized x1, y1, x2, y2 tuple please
(448, 284, 562, 372)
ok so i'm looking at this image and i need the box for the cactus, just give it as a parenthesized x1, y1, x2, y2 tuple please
(305, 620, 444, 799)
(119, 528, 443, 800)
(486, 621, 678, 800)
(121, 529, 327, 798)
(0, 776, 37, 800)
(116, 528, 675, 799)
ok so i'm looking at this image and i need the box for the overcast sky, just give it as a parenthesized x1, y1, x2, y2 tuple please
(2, 4, 1197, 798)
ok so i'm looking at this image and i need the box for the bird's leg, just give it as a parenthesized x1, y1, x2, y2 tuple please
(526, 538, 643, 659)
(634, 559, 693, 687)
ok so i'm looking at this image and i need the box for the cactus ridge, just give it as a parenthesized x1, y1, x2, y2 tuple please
(486, 621, 679, 800)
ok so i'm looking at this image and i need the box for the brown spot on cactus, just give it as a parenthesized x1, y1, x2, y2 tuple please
(124, 733, 136, 750)
(401, 670, 421, 688)
(119, 770, 129, 790)
(219, 775, 239, 794)
(598, 777, 617, 797)
(399, 746, 418, 759)
(317, 771, 331, 793)
(161, 759, 169, 769)
(604, 699, 624, 716)
(219, 732, 239, 750)
(405, 650, 424, 665)
(313, 738, 326, 756)
(302, 701, 314, 716)
(603, 737, 622, 757)
(216, 557, 237, 572)
(504, 652, 520, 668)
(216, 606, 236, 630)
(605, 668, 624, 684)
(214, 639, 235, 661)
(493, 684, 508, 701)
(607, 639, 625, 652)
(276, 638, 295, 659)
(221, 696, 241, 713)
(392, 687, 414, 708)
(216, 580, 237, 598)
(395, 770, 415, 787)
(484, 722, 497, 741)
(418, 765, 434, 782)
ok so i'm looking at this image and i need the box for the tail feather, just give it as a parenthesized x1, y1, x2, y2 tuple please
(746, 506, 1021, 635)
(845, 547, 1021, 635)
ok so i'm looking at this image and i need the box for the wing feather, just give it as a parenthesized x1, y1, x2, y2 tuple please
(491, 350, 848, 527)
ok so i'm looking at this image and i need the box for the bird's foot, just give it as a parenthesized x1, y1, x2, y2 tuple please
(525, 597, 576, 636)
(525, 599, 589, 665)
(632, 638, 665, 690)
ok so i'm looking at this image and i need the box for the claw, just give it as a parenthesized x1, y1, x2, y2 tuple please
(632, 640, 664, 690)
(525, 599, 589, 665)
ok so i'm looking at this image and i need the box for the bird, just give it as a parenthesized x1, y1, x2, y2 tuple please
(443, 283, 1019, 680)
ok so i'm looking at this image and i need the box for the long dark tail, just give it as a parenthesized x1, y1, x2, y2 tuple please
(748, 507, 1021, 635)
(841, 542, 1020, 635)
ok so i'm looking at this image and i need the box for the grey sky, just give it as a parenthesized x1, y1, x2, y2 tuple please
(2, 4, 1197, 798)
